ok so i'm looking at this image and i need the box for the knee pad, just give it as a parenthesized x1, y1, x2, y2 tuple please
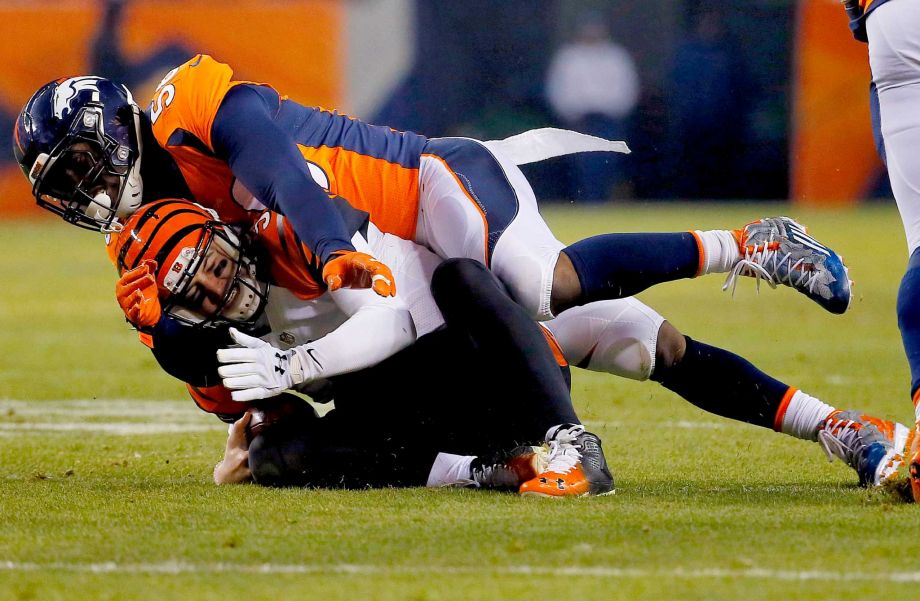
(544, 298, 664, 381)
(490, 240, 562, 320)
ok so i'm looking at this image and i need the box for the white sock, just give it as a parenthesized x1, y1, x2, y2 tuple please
(426, 453, 475, 487)
(781, 390, 836, 441)
(693, 230, 740, 275)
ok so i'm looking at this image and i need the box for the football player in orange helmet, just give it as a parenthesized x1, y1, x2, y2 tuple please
(108, 199, 614, 495)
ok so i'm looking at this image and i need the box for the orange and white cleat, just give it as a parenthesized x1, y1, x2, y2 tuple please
(519, 424, 614, 497)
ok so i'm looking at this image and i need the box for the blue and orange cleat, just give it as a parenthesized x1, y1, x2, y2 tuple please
(519, 424, 614, 497)
(817, 410, 910, 487)
(725, 217, 852, 314)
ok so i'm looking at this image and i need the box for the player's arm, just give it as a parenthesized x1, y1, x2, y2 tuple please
(213, 412, 253, 485)
(216, 236, 416, 402)
(211, 85, 394, 295)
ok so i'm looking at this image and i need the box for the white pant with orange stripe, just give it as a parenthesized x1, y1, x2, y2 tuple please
(415, 131, 628, 320)
(415, 146, 563, 320)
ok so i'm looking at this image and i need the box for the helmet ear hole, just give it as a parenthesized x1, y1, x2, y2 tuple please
(28, 153, 50, 184)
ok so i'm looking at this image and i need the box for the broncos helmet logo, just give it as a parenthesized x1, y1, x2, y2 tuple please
(51, 77, 103, 119)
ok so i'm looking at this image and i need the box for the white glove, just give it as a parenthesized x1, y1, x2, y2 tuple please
(216, 328, 305, 402)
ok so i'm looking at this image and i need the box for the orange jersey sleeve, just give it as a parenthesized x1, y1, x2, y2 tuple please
(149, 54, 260, 152)
(146, 55, 267, 222)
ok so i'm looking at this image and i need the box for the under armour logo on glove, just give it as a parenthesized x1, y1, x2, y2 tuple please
(274, 352, 288, 375)
(216, 328, 305, 402)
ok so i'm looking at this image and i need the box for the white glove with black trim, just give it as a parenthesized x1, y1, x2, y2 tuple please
(217, 328, 306, 402)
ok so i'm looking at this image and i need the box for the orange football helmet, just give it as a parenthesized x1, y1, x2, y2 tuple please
(109, 198, 268, 327)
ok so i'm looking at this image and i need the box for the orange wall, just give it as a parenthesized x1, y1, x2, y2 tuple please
(0, 0, 343, 219)
(791, 0, 883, 204)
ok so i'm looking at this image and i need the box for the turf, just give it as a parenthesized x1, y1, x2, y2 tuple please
(1, 204, 919, 600)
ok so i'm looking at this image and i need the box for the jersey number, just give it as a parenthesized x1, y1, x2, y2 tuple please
(150, 85, 176, 124)
(149, 67, 179, 125)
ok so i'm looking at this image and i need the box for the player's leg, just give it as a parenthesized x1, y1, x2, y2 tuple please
(417, 137, 851, 320)
(561, 215, 851, 315)
(430, 257, 613, 496)
(546, 299, 909, 486)
(654, 330, 909, 487)
(867, 0, 920, 498)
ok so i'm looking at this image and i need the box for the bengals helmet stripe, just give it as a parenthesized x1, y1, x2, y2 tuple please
(115, 199, 214, 280)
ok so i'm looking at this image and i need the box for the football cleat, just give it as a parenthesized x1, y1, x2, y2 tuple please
(519, 424, 614, 497)
(468, 445, 546, 491)
(817, 410, 909, 487)
(724, 217, 852, 314)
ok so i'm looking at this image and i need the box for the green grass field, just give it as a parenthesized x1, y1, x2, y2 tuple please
(2, 203, 919, 600)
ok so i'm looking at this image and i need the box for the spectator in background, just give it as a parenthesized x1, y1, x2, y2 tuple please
(667, 9, 747, 199)
(545, 14, 640, 202)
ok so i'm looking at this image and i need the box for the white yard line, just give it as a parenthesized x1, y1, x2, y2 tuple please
(0, 422, 218, 435)
(0, 400, 217, 435)
(0, 561, 918, 582)
(0, 399, 195, 417)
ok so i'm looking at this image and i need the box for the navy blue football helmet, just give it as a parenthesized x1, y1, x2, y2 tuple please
(13, 76, 144, 231)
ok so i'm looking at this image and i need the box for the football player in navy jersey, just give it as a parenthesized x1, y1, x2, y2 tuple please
(15, 56, 853, 328)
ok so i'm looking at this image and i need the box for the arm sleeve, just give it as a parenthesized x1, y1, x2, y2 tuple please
(211, 84, 356, 264)
(291, 304, 416, 382)
(289, 231, 417, 381)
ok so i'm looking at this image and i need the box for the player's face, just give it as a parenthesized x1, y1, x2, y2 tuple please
(179, 244, 237, 319)
(40, 141, 123, 202)
(174, 235, 263, 325)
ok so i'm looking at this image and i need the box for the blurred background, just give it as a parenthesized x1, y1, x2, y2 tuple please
(0, 0, 885, 216)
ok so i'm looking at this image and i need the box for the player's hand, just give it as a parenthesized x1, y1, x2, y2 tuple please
(213, 411, 253, 485)
(216, 328, 305, 402)
(322, 251, 396, 297)
(115, 259, 162, 328)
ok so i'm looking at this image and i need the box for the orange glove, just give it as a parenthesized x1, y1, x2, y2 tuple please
(115, 259, 162, 328)
(321, 251, 396, 297)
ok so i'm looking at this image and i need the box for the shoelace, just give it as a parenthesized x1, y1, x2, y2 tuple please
(817, 418, 866, 467)
(722, 241, 819, 298)
(544, 425, 584, 474)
